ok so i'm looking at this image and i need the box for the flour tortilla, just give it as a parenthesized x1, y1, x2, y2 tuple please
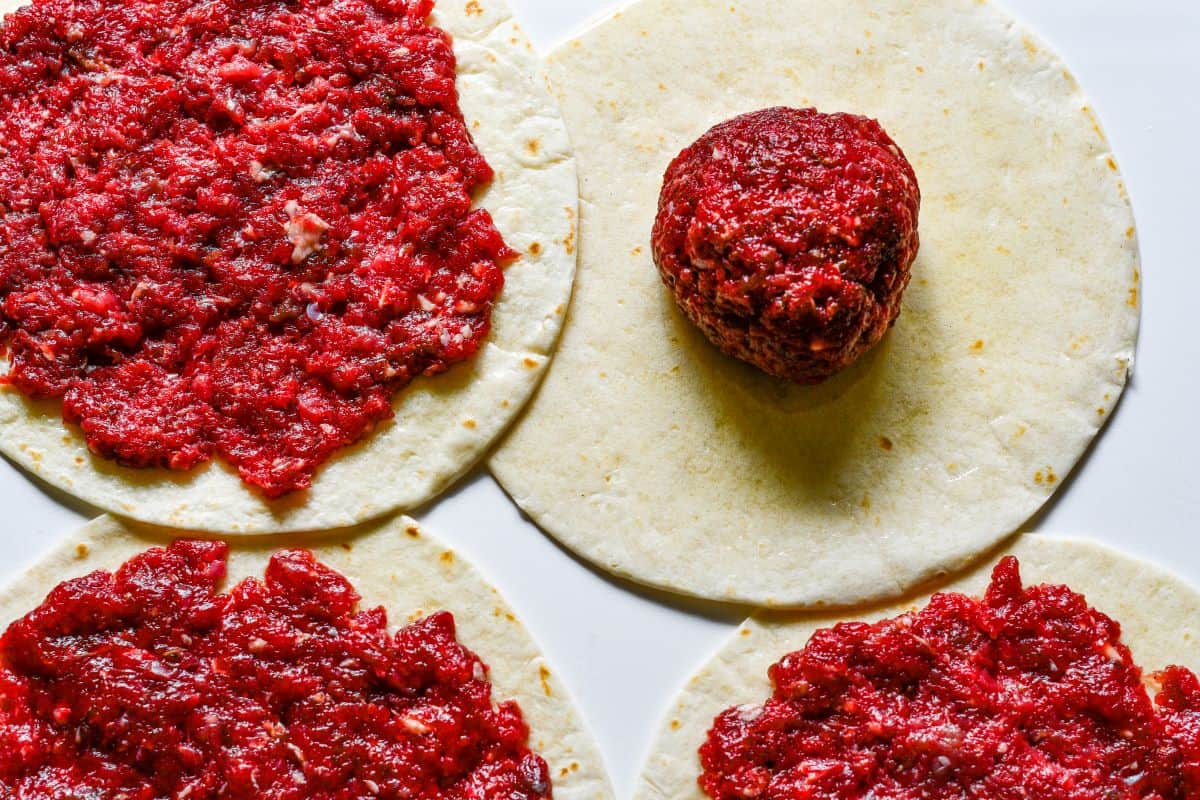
(0, 514, 613, 800)
(490, 0, 1140, 607)
(0, 0, 578, 532)
(636, 534, 1200, 800)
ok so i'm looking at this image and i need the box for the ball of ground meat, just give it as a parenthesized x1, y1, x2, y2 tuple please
(651, 107, 921, 383)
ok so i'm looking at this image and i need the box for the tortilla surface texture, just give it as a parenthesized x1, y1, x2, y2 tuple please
(0, 0, 578, 532)
(635, 535, 1200, 800)
(0, 514, 613, 800)
(489, 0, 1141, 607)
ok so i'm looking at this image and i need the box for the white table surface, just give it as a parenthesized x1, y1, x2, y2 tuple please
(2, 0, 1199, 796)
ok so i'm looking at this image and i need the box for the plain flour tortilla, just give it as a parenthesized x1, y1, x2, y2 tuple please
(0, 0, 578, 532)
(636, 535, 1200, 800)
(0, 514, 613, 800)
(489, 0, 1141, 607)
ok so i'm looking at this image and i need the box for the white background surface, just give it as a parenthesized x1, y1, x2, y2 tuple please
(2, 0, 1199, 796)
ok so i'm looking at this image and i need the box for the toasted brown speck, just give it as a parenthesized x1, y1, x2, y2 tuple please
(405, 525, 420, 538)
(970, 340, 984, 352)
(523, 357, 538, 368)
(440, 551, 454, 564)
(464, 0, 482, 16)
(463, 419, 477, 429)
(539, 665, 553, 696)
(75, 543, 90, 558)
(340, 542, 352, 551)
(879, 436, 894, 451)
(670, 719, 681, 730)
(529, 242, 542, 256)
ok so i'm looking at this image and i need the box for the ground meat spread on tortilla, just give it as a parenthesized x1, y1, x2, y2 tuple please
(0, 0, 511, 496)
(0, 540, 552, 799)
(699, 556, 1200, 800)
(651, 107, 919, 383)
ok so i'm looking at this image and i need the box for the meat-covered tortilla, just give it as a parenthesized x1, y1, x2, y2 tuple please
(0, 514, 613, 800)
(637, 535, 1200, 799)
(0, 0, 578, 533)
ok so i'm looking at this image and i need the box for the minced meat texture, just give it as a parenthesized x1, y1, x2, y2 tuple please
(0, 0, 511, 496)
(0, 540, 552, 799)
(651, 107, 919, 383)
(700, 557, 1200, 800)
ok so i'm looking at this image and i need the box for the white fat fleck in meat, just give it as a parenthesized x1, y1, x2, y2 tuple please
(322, 122, 358, 147)
(416, 294, 436, 312)
(283, 200, 329, 264)
(401, 717, 430, 734)
(285, 743, 306, 765)
(249, 159, 274, 183)
(735, 704, 764, 723)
